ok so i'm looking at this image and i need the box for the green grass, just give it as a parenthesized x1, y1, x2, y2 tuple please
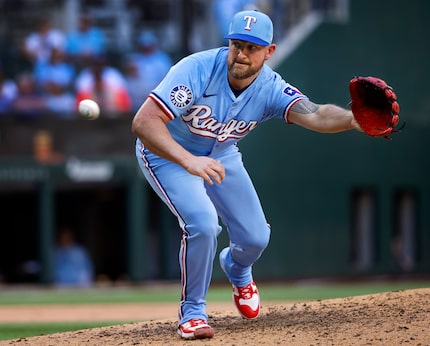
(0, 284, 183, 305)
(1, 280, 429, 305)
(0, 280, 428, 341)
(0, 322, 120, 340)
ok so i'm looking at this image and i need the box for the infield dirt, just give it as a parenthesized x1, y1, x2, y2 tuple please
(1, 288, 429, 345)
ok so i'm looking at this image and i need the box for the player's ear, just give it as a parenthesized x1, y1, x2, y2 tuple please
(264, 44, 276, 61)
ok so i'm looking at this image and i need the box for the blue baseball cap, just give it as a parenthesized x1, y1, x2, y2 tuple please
(224, 10, 273, 46)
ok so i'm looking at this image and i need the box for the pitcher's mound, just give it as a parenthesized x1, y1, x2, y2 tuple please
(4, 288, 430, 345)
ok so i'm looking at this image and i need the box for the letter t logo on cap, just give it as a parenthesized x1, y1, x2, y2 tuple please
(243, 15, 257, 31)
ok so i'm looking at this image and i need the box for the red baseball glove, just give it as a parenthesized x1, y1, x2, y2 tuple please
(349, 76, 401, 139)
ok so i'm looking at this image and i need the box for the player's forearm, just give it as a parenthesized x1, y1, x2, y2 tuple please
(314, 104, 356, 133)
(132, 105, 195, 168)
(289, 100, 357, 133)
(137, 123, 192, 165)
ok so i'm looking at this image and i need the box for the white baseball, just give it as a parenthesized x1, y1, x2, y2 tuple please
(79, 99, 100, 119)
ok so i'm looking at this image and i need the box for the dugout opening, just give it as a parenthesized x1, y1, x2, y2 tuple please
(391, 189, 419, 271)
(350, 189, 377, 272)
(0, 183, 129, 284)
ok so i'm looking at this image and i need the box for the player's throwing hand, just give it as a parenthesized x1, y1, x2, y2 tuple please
(184, 156, 225, 185)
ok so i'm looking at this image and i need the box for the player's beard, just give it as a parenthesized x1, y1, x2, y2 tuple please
(228, 60, 263, 80)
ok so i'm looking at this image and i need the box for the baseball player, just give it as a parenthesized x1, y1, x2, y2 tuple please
(132, 10, 361, 340)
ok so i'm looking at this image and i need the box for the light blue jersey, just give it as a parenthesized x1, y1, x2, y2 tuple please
(135, 47, 307, 325)
(145, 47, 307, 155)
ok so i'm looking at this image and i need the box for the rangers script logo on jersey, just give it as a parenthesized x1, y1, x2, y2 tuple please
(182, 105, 258, 142)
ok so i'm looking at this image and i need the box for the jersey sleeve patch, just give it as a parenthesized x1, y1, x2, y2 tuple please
(169, 84, 193, 109)
(283, 85, 302, 96)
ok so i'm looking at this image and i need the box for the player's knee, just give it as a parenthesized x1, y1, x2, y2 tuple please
(231, 225, 271, 266)
(246, 224, 271, 250)
(186, 211, 221, 239)
(231, 242, 267, 267)
(247, 236, 270, 257)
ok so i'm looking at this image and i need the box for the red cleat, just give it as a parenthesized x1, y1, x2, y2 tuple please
(178, 318, 215, 339)
(232, 281, 260, 319)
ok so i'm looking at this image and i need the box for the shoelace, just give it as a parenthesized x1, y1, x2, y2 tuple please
(189, 319, 206, 327)
(237, 284, 256, 299)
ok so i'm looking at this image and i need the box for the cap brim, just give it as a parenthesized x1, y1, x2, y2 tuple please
(224, 33, 270, 46)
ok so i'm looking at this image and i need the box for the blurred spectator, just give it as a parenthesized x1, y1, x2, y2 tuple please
(124, 31, 172, 111)
(33, 130, 64, 164)
(43, 84, 76, 118)
(54, 226, 94, 287)
(75, 54, 132, 117)
(123, 61, 142, 112)
(65, 14, 108, 69)
(0, 65, 18, 116)
(33, 47, 76, 117)
(22, 18, 66, 64)
(11, 72, 46, 119)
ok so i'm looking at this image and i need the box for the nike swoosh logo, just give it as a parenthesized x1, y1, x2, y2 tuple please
(203, 93, 216, 98)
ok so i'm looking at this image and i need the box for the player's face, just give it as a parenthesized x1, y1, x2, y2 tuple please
(227, 40, 274, 83)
